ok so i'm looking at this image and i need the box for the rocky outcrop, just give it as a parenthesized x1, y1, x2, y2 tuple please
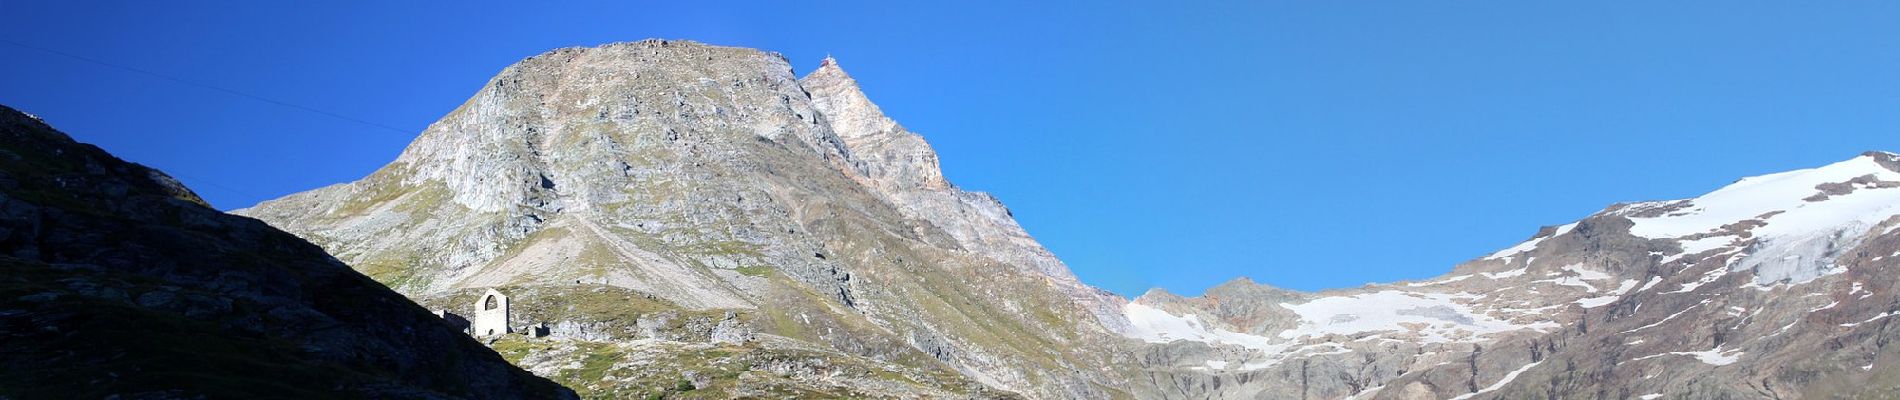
(238, 40, 1133, 399)
(0, 105, 574, 399)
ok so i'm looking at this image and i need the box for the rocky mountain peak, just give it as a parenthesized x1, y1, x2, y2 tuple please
(384, 39, 850, 215)
(237, 41, 1136, 398)
(1864, 149, 1900, 172)
(1209, 276, 1259, 290)
(801, 57, 948, 192)
(1131, 287, 1181, 304)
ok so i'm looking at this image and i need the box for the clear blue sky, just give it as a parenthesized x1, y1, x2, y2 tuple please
(6, 2, 1899, 297)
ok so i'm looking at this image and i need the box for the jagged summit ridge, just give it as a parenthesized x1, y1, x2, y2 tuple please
(242, 39, 870, 306)
(802, 56, 948, 191)
(798, 54, 1127, 331)
(392, 39, 847, 214)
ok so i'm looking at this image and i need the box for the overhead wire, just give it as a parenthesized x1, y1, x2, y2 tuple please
(1, 38, 413, 208)
(0, 38, 414, 135)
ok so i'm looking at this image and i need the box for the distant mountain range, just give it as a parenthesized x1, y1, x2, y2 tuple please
(7, 39, 1895, 399)
(1126, 150, 1900, 399)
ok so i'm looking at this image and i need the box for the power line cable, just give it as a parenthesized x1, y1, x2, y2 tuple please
(0, 38, 414, 135)
(1, 38, 413, 208)
(159, 170, 271, 210)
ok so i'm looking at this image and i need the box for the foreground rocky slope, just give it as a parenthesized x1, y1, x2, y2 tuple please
(0, 106, 574, 399)
(239, 39, 1897, 399)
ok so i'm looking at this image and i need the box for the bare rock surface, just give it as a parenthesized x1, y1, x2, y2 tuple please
(240, 40, 1133, 399)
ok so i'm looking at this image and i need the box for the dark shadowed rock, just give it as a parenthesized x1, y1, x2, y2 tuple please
(0, 106, 575, 399)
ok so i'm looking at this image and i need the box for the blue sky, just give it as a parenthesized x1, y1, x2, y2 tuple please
(5, 2, 1899, 297)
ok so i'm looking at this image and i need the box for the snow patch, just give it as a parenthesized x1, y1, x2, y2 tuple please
(1631, 345, 1744, 366)
(1407, 274, 1473, 287)
(1448, 361, 1543, 400)
(1121, 303, 1278, 350)
(1627, 155, 1900, 240)
(1278, 290, 1547, 343)
(1638, 276, 1664, 292)
(1574, 295, 1620, 308)
(1809, 301, 1840, 312)
(1575, 279, 1640, 308)
(1687, 349, 1745, 366)
(1531, 263, 1616, 293)
(1482, 268, 1528, 279)
(1668, 266, 1729, 294)
(1769, 321, 1799, 337)
(1664, 235, 1735, 264)
(1736, 228, 1864, 285)
(1486, 223, 1577, 261)
(1563, 264, 1614, 280)
(1624, 299, 1710, 334)
(1625, 155, 1900, 287)
(1841, 312, 1894, 327)
(1343, 385, 1385, 400)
